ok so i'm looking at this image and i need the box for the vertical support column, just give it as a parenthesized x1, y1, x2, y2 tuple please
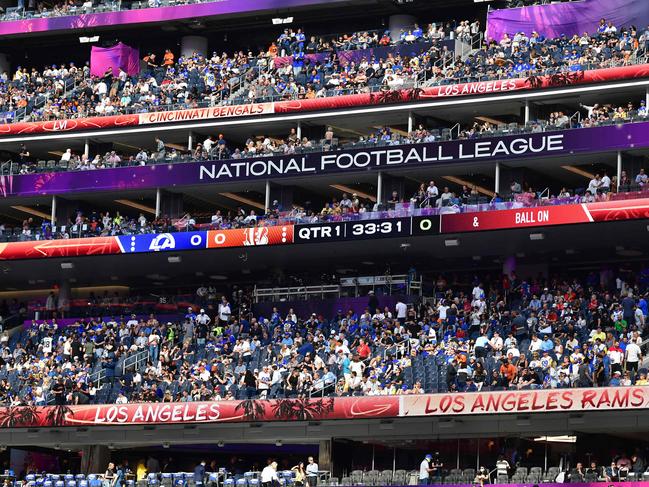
(296, 122, 302, 141)
(544, 440, 548, 472)
(616, 151, 622, 191)
(645, 86, 649, 110)
(524, 100, 530, 124)
(476, 439, 480, 470)
(494, 162, 501, 195)
(407, 111, 414, 134)
(81, 445, 110, 474)
(265, 180, 271, 212)
(155, 188, 161, 218)
(84, 138, 89, 158)
(456, 438, 460, 469)
(51, 195, 57, 224)
(318, 439, 332, 473)
(503, 255, 516, 277)
(188, 132, 194, 152)
(376, 171, 383, 208)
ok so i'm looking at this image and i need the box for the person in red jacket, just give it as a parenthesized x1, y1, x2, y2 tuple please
(357, 338, 371, 360)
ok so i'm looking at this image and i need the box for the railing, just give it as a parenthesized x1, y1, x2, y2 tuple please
(339, 274, 423, 297)
(383, 336, 412, 361)
(253, 284, 341, 303)
(88, 367, 106, 388)
(122, 348, 149, 375)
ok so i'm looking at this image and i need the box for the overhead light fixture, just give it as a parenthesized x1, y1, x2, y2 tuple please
(60, 262, 74, 269)
(529, 232, 545, 241)
(271, 16, 293, 24)
(438, 419, 456, 429)
(515, 415, 531, 426)
(79, 36, 100, 43)
(167, 256, 181, 264)
(217, 441, 224, 447)
(533, 435, 577, 443)
(444, 238, 460, 247)
(275, 440, 283, 447)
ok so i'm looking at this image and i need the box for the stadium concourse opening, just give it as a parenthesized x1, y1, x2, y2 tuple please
(5, 434, 649, 482)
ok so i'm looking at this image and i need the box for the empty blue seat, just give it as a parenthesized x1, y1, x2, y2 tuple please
(79, 481, 88, 487)
(56, 481, 65, 487)
(223, 479, 235, 487)
(236, 479, 247, 487)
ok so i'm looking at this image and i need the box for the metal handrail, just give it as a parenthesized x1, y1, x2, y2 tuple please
(122, 348, 149, 374)
(88, 367, 107, 387)
(253, 284, 341, 303)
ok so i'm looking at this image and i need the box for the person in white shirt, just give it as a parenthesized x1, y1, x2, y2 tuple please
(471, 283, 485, 301)
(196, 309, 211, 326)
(587, 175, 601, 195)
(607, 344, 623, 375)
(261, 462, 279, 487)
(306, 457, 319, 487)
(600, 173, 611, 192)
(126, 314, 138, 328)
(218, 297, 231, 325)
(203, 136, 214, 154)
(496, 456, 510, 478)
(418, 454, 433, 484)
(270, 364, 284, 398)
(257, 365, 271, 398)
(395, 300, 407, 324)
(426, 181, 439, 203)
(625, 341, 642, 376)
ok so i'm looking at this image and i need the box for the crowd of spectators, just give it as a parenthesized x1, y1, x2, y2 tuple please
(0, 17, 646, 124)
(1, 265, 649, 406)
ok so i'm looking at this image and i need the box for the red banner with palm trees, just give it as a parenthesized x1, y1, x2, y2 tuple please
(0, 396, 400, 428)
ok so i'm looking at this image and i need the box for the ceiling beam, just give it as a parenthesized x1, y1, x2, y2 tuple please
(561, 165, 595, 180)
(442, 175, 494, 197)
(10, 205, 51, 220)
(114, 199, 156, 215)
(329, 184, 376, 202)
(219, 192, 265, 210)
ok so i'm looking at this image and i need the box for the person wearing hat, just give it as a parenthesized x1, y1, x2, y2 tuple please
(419, 454, 433, 485)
